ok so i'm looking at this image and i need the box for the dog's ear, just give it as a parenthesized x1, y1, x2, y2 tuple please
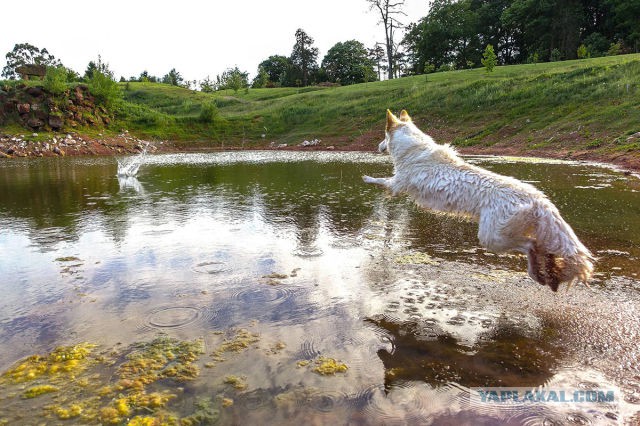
(399, 110, 412, 122)
(386, 109, 400, 132)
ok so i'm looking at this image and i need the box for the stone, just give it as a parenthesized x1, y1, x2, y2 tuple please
(26, 86, 45, 97)
(27, 118, 44, 129)
(17, 103, 30, 114)
(48, 115, 64, 130)
(53, 146, 65, 156)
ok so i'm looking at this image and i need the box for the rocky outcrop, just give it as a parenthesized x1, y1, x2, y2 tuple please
(0, 83, 112, 132)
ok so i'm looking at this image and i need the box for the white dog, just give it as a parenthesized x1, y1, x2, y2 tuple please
(363, 110, 593, 291)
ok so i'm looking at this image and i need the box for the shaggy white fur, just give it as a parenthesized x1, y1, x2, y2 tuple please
(363, 110, 594, 291)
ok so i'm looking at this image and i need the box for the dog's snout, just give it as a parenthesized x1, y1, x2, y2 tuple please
(378, 139, 388, 153)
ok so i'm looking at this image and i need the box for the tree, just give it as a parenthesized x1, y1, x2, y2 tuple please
(256, 55, 291, 86)
(251, 66, 269, 88)
(322, 40, 377, 85)
(84, 55, 113, 80)
(481, 44, 497, 72)
(290, 28, 319, 86)
(88, 70, 121, 107)
(162, 68, 184, 86)
(366, 0, 406, 79)
(368, 43, 387, 80)
(200, 76, 215, 92)
(138, 70, 158, 83)
(2, 43, 61, 79)
(216, 67, 249, 93)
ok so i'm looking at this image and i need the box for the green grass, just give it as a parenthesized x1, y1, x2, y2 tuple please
(3, 54, 640, 155)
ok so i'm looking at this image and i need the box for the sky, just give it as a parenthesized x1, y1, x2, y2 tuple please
(1, 0, 430, 83)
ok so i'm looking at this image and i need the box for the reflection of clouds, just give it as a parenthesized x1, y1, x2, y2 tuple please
(117, 175, 144, 193)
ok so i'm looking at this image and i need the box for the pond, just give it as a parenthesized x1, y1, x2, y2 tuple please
(0, 151, 639, 425)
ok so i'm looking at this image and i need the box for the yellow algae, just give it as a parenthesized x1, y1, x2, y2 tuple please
(53, 404, 83, 419)
(312, 357, 348, 376)
(223, 375, 248, 390)
(23, 384, 59, 398)
(394, 252, 439, 265)
(262, 272, 289, 279)
(210, 329, 260, 363)
(296, 360, 310, 368)
(221, 397, 234, 407)
(1, 343, 95, 384)
(127, 416, 159, 426)
(100, 406, 122, 424)
(55, 256, 82, 262)
(115, 397, 131, 416)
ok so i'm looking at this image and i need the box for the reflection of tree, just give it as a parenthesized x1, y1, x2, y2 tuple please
(367, 316, 560, 390)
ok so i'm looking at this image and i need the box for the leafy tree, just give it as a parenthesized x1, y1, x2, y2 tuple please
(322, 40, 377, 85)
(43, 66, 69, 95)
(605, 0, 640, 52)
(368, 43, 387, 80)
(256, 55, 291, 86)
(2, 43, 61, 79)
(200, 76, 215, 92)
(251, 66, 269, 88)
(84, 55, 113, 80)
(162, 68, 184, 86)
(216, 67, 249, 93)
(290, 28, 319, 86)
(366, 0, 406, 79)
(481, 44, 497, 72)
(138, 70, 158, 83)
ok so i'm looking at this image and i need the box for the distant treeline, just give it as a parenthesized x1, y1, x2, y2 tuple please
(402, 0, 639, 74)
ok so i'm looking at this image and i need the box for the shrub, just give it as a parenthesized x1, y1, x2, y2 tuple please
(607, 42, 622, 56)
(481, 44, 497, 72)
(44, 66, 68, 95)
(577, 44, 589, 59)
(199, 102, 219, 123)
(88, 71, 121, 107)
(550, 48, 562, 62)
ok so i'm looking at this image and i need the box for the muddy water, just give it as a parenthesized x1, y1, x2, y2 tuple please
(0, 152, 638, 424)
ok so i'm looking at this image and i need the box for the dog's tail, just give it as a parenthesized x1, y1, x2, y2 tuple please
(529, 200, 594, 291)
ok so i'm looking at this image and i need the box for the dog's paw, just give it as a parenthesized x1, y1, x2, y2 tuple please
(362, 175, 375, 184)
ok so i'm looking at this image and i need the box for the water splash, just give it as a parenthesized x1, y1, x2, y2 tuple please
(117, 143, 149, 177)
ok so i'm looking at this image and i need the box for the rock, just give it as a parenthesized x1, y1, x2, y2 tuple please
(53, 146, 65, 156)
(27, 118, 44, 129)
(26, 86, 45, 97)
(0, 151, 10, 158)
(74, 86, 84, 102)
(327, 146, 335, 150)
(17, 103, 30, 114)
(48, 115, 64, 130)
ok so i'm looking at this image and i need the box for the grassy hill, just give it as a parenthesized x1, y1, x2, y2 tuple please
(2, 54, 640, 165)
(117, 54, 640, 160)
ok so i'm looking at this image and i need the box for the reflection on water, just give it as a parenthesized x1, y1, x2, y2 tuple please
(0, 152, 639, 424)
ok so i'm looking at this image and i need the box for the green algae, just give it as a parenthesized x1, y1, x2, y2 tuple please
(210, 328, 260, 364)
(223, 375, 248, 390)
(0, 337, 215, 425)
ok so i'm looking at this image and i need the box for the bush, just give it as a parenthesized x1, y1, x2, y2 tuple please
(607, 42, 622, 56)
(481, 44, 497, 72)
(577, 44, 589, 59)
(44, 66, 68, 95)
(88, 71, 121, 107)
(550, 48, 562, 62)
(199, 102, 219, 123)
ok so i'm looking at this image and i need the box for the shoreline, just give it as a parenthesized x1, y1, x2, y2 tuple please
(2, 131, 639, 174)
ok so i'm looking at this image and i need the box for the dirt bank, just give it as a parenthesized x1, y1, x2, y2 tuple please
(2, 130, 639, 173)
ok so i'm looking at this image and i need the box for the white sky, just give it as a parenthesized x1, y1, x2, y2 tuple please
(1, 0, 429, 83)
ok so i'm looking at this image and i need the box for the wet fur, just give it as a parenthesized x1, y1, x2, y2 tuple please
(363, 110, 594, 291)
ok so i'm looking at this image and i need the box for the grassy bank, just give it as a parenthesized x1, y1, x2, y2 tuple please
(117, 54, 640, 156)
(2, 54, 640, 165)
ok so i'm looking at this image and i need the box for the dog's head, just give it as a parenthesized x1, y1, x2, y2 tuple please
(378, 109, 434, 157)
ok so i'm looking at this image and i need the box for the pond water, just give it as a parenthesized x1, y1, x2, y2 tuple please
(0, 151, 639, 425)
